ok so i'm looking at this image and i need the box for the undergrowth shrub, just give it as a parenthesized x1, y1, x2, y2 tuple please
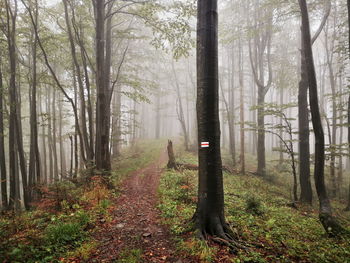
(37, 181, 82, 212)
(245, 195, 264, 216)
(45, 221, 85, 247)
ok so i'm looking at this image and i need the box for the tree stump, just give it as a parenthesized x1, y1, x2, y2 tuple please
(167, 140, 177, 169)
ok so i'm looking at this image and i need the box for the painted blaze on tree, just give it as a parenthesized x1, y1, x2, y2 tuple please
(195, 0, 231, 238)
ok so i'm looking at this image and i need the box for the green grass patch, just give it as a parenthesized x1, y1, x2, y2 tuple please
(116, 248, 142, 263)
(158, 149, 350, 263)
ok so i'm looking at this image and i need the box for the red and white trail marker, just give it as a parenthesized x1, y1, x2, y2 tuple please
(201, 142, 209, 148)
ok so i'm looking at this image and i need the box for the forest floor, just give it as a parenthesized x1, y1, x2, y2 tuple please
(87, 149, 195, 263)
(1, 140, 350, 263)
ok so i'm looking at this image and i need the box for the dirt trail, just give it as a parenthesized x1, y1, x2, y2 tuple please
(88, 149, 190, 263)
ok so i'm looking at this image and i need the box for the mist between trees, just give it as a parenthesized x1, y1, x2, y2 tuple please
(0, 0, 349, 253)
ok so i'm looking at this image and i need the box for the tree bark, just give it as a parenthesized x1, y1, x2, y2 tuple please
(299, 0, 330, 205)
(0, 56, 7, 209)
(298, 35, 312, 204)
(95, 0, 112, 172)
(194, 0, 231, 239)
(167, 140, 177, 169)
(28, 0, 40, 203)
(299, 0, 345, 236)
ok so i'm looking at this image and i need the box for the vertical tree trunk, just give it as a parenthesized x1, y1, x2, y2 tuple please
(73, 67, 78, 178)
(58, 93, 66, 177)
(194, 0, 231, 238)
(167, 140, 177, 169)
(111, 86, 121, 157)
(52, 88, 59, 180)
(28, 0, 40, 203)
(6, 0, 29, 210)
(299, 0, 345, 236)
(228, 51, 236, 166)
(95, 0, 111, 172)
(298, 38, 312, 204)
(63, 0, 92, 164)
(299, 0, 330, 204)
(238, 38, 245, 175)
(173, 62, 189, 150)
(0, 56, 7, 209)
(248, 5, 273, 177)
(279, 88, 284, 166)
(39, 94, 47, 184)
(345, 0, 350, 211)
(155, 89, 161, 139)
(46, 87, 54, 183)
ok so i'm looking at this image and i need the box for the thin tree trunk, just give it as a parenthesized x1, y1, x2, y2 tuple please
(28, 0, 40, 203)
(248, 5, 273, 176)
(46, 87, 54, 183)
(228, 50, 236, 166)
(39, 94, 47, 184)
(63, 0, 92, 164)
(58, 93, 66, 177)
(345, 0, 350, 211)
(0, 56, 7, 209)
(238, 38, 245, 175)
(52, 89, 59, 181)
(172, 62, 189, 151)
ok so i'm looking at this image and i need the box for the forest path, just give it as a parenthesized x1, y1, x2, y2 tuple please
(87, 149, 186, 263)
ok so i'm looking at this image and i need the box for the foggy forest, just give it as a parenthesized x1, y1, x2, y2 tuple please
(0, 0, 350, 262)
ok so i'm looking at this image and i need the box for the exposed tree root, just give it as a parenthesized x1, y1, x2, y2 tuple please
(192, 213, 250, 254)
(319, 212, 350, 237)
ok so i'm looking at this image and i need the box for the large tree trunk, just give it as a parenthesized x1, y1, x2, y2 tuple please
(194, 0, 230, 239)
(95, 0, 111, 172)
(298, 39, 312, 204)
(299, 0, 345, 236)
(6, 0, 29, 210)
(298, 0, 330, 205)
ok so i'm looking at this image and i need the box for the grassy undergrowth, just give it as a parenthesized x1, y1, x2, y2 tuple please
(0, 139, 164, 263)
(158, 148, 350, 263)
